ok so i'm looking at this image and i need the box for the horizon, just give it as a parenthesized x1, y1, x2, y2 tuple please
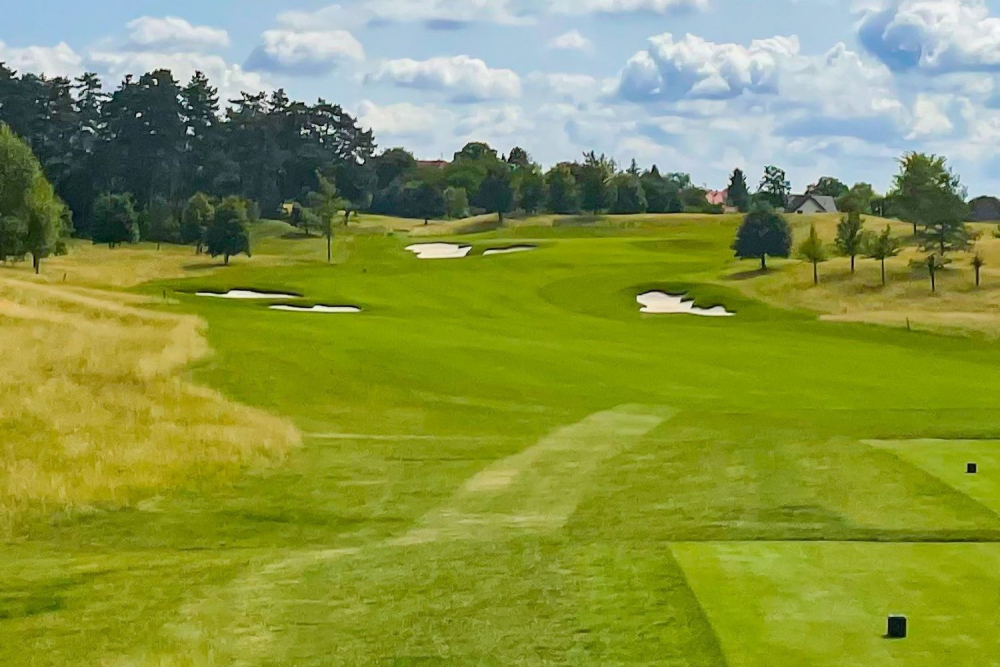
(5, 1, 1000, 194)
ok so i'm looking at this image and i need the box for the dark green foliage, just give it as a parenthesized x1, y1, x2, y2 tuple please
(204, 196, 250, 265)
(91, 193, 139, 248)
(892, 153, 965, 236)
(727, 168, 750, 212)
(545, 163, 580, 214)
(808, 177, 849, 199)
(181, 193, 214, 247)
(837, 183, 876, 215)
(144, 198, 181, 246)
(0, 65, 374, 238)
(443, 187, 469, 219)
(732, 203, 792, 270)
(609, 172, 647, 214)
(517, 169, 546, 215)
(680, 186, 715, 213)
(835, 211, 868, 273)
(757, 166, 790, 210)
(403, 182, 447, 225)
(642, 166, 683, 214)
(577, 151, 614, 214)
(476, 169, 515, 223)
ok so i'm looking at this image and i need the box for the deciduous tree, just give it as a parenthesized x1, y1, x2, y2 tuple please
(205, 196, 250, 265)
(835, 211, 867, 273)
(732, 202, 792, 271)
(865, 225, 902, 286)
(798, 223, 828, 285)
(91, 193, 139, 248)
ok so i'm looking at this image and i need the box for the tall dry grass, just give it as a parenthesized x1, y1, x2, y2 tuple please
(0, 278, 300, 537)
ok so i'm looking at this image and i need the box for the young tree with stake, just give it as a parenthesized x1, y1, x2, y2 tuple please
(798, 223, 828, 285)
(308, 173, 347, 263)
(973, 252, 986, 287)
(835, 211, 867, 273)
(865, 225, 902, 286)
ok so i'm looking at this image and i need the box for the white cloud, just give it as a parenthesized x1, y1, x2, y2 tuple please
(356, 100, 449, 137)
(618, 33, 801, 101)
(549, 30, 593, 52)
(87, 51, 267, 101)
(908, 93, 954, 137)
(280, 0, 533, 28)
(0, 41, 83, 78)
(278, 0, 704, 29)
(549, 0, 708, 14)
(246, 29, 365, 75)
(858, 0, 1000, 73)
(367, 56, 522, 102)
(124, 16, 229, 52)
(456, 105, 534, 136)
(527, 72, 603, 102)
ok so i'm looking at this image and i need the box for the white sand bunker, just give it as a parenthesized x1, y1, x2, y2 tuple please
(484, 245, 536, 256)
(406, 243, 472, 259)
(269, 305, 361, 314)
(197, 289, 299, 300)
(637, 292, 735, 317)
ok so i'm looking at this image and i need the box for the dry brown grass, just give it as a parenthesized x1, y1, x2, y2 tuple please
(733, 215, 1000, 337)
(0, 277, 300, 536)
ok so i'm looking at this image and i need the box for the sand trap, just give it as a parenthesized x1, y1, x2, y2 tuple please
(269, 305, 361, 314)
(406, 243, 472, 259)
(637, 292, 735, 317)
(197, 290, 299, 300)
(484, 245, 537, 256)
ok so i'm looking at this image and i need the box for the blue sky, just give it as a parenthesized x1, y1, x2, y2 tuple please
(5, 0, 1000, 195)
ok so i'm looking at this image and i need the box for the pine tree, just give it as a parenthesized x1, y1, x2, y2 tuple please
(727, 168, 750, 212)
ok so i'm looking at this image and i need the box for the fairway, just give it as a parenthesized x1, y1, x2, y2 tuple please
(5, 215, 1000, 665)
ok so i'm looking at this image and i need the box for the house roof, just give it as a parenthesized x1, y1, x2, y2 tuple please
(786, 194, 838, 213)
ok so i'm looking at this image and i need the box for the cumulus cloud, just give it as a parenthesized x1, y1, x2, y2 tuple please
(0, 41, 83, 78)
(527, 72, 604, 102)
(367, 56, 522, 102)
(124, 16, 230, 52)
(617, 33, 800, 102)
(548, 0, 708, 14)
(908, 93, 955, 137)
(246, 29, 365, 75)
(858, 0, 1000, 72)
(456, 104, 534, 136)
(356, 100, 449, 137)
(549, 30, 593, 52)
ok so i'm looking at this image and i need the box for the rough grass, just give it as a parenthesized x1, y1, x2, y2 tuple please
(8, 212, 1000, 664)
(0, 277, 299, 537)
(734, 214, 1000, 336)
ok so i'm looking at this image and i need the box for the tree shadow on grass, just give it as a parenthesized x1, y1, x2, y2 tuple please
(724, 268, 770, 281)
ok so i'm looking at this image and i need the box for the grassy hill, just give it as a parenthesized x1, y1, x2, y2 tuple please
(3, 212, 1000, 665)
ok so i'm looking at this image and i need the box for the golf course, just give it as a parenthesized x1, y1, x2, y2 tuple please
(5, 212, 1000, 666)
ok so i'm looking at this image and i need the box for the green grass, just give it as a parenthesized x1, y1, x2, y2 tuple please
(6, 214, 1000, 664)
(672, 542, 1000, 666)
